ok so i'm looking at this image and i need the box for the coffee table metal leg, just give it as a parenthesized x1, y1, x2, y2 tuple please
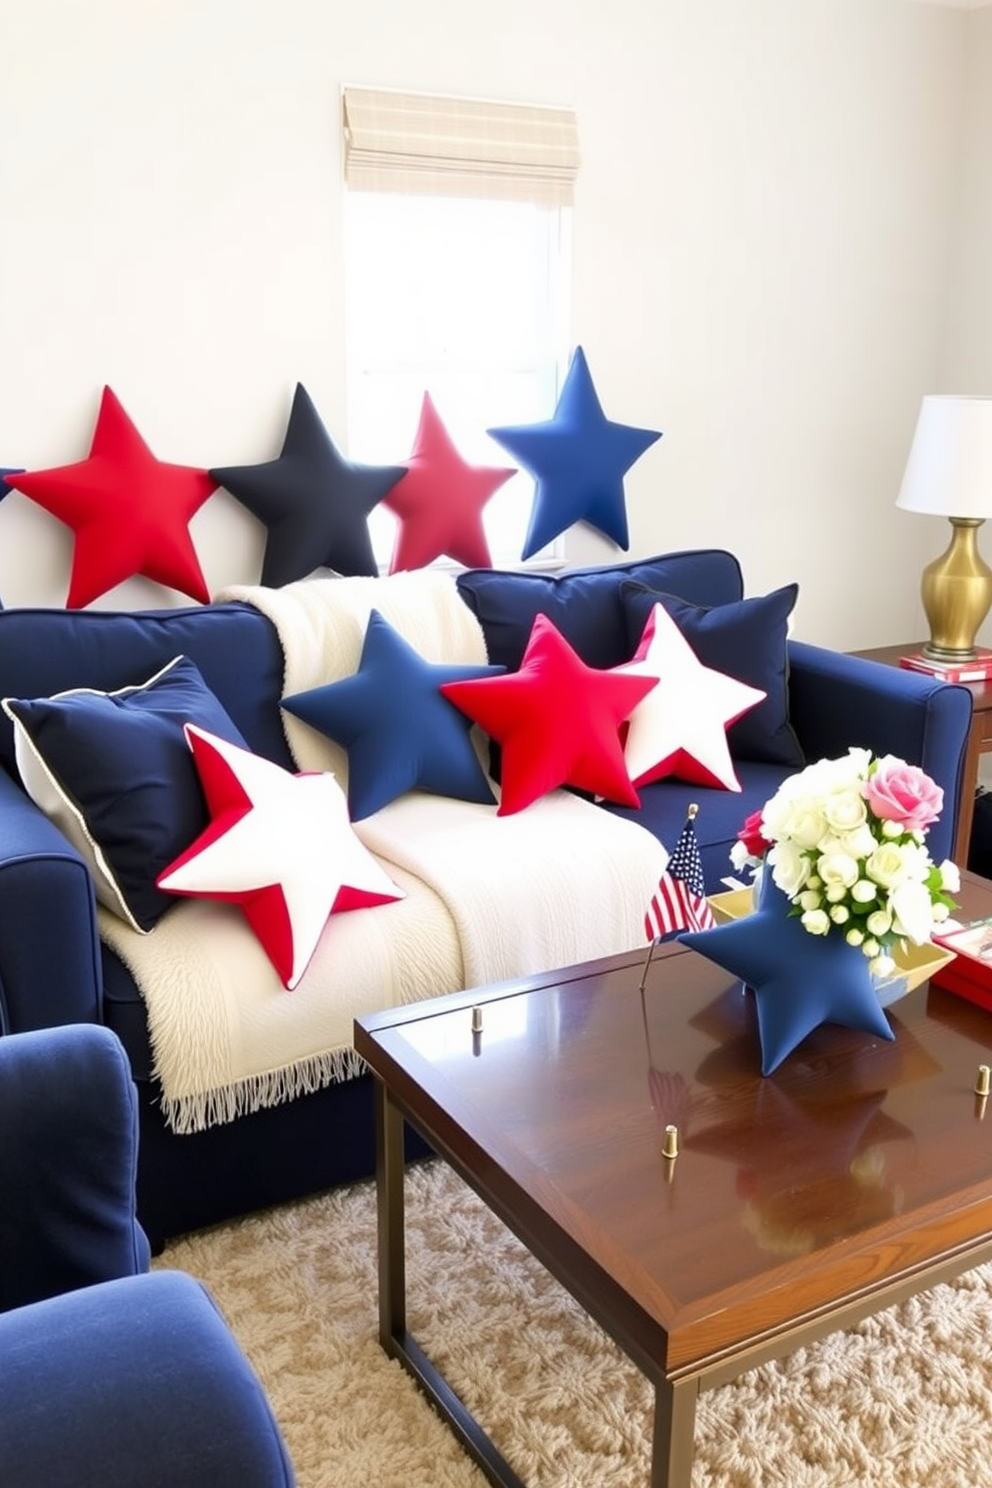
(374, 1077, 406, 1347)
(373, 1080, 527, 1488)
(652, 1376, 698, 1487)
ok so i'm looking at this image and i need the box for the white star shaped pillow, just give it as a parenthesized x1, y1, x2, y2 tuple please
(617, 602, 766, 792)
(157, 725, 404, 989)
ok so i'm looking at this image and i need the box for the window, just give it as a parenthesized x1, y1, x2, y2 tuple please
(340, 87, 579, 570)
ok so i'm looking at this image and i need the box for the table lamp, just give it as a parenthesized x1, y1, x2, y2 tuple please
(896, 394, 992, 662)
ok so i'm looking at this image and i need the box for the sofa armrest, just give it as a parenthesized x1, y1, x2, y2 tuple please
(0, 1026, 150, 1312)
(0, 769, 103, 1034)
(0, 1270, 295, 1487)
(787, 640, 972, 866)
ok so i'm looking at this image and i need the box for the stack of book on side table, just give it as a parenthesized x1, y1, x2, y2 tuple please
(899, 648, 992, 684)
(932, 916, 992, 1014)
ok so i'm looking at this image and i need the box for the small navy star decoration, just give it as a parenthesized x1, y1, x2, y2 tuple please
(487, 345, 661, 560)
(679, 876, 894, 1075)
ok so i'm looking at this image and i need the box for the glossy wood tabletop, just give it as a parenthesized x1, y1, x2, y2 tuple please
(354, 873, 992, 1382)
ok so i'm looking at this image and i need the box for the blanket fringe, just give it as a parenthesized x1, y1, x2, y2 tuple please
(158, 1045, 368, 1136)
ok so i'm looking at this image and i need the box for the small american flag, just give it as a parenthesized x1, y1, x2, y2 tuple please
(645, 806, 716, 940)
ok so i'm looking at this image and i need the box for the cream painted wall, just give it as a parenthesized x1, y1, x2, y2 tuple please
(941, 8, 992, 655)
(0, 0, 970, 646)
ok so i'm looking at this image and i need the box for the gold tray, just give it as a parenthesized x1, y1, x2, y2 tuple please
(707, 887, 955, 996)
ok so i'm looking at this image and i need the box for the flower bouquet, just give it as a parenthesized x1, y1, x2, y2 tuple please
(730, 748, 959, 979)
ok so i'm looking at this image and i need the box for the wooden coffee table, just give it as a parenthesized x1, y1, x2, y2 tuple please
(354, 873, 992, 1487)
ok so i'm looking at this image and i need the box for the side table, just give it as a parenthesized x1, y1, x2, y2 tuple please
(850, 641, 988, 865)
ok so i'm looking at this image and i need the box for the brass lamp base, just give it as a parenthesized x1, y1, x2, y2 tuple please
(920, 517, 992, 662)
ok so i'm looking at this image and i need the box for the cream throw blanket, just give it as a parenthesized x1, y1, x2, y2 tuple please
(99, 572, 667, 1134)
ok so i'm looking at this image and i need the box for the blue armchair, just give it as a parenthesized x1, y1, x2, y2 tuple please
(0, 1024, 295, 1487)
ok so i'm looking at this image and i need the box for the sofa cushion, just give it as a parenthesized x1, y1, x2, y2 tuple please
(602, 760, 796, 894)
(620, 600, 766, 792)
(441, 614, 654, 815)
(456, 548, 745, 674)
(281, 608, 503, 820)
(620, 581, 805, 768)
(0, 602, 295, 780)
(157, 725, 405, 989)
(2, 656, 248, 933)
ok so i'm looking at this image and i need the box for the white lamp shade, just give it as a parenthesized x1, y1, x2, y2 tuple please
(896, 394, 992, 519)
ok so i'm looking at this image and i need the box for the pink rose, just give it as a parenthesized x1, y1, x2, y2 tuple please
(738, 808, 772, 857)
(862, 756, 943, 833)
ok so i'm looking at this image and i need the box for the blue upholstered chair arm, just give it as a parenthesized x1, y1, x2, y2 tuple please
(0, 769, 102, 1034)
(0, 1270, 296, 1487)
(0, 1026, 295, 1484)
(787, 641, 972, 866)
(0, 1025, 150, 1311)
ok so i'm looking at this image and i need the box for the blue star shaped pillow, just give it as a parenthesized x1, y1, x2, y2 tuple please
(281, 610, 505, 820)
(679, 875, 894, 1075)
(487, 346, 661, 560)
(0, 468, 24, 501)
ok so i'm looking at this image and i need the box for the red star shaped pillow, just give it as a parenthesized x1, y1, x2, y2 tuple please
(5, 386, 216, 608)
(617, 601, 766, 791)
(440, 613, 655, 816)
(383, 392, 515, 572)
(157, 725, 404, 988)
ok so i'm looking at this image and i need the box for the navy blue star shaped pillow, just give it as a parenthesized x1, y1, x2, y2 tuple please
(487, 346, 661, 560)
(210, 383, 406, 585)
(281, 609, 505, 820)
(679, 875, 894, 1076)
(0, 468, 24, 500)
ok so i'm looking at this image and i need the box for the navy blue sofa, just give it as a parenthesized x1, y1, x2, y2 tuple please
(0, 549, 972, 1246)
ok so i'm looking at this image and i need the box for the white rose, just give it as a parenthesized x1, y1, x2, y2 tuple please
(782, 805, 828, 851)
(822, 788, 868, 835)
(806, 748, 871, 794)
(890, 878, 934, 945)
(869, 953, 897, 978)
(819, 826, 876, 860)
(801, 908, 831, 936)
(846, 926, 865, 947)
(851, 879, 879, 904)
(768, 841, 810, 898)
(865, 843, 912, 891)
(845, 823, 879, 859)
(799, 889, 822, 912)
(830, 904, 850, 924)
(729, 840, 752, 873)
(900, 841, 934, 881)
(939, 859, 961, 894)
(817, 850, 859, 890)
(760, 792, 794, 841)
(932, 901, 951, 923)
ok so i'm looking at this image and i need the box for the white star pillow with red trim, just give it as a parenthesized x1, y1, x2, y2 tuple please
(617, 601, 766, 792)
(157, 725, 404, 989)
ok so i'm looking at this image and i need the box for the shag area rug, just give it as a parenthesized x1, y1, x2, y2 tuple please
(157, 1159, 992, 1488)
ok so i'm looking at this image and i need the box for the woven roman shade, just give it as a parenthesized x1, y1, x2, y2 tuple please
(341, 87, 579, 206)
